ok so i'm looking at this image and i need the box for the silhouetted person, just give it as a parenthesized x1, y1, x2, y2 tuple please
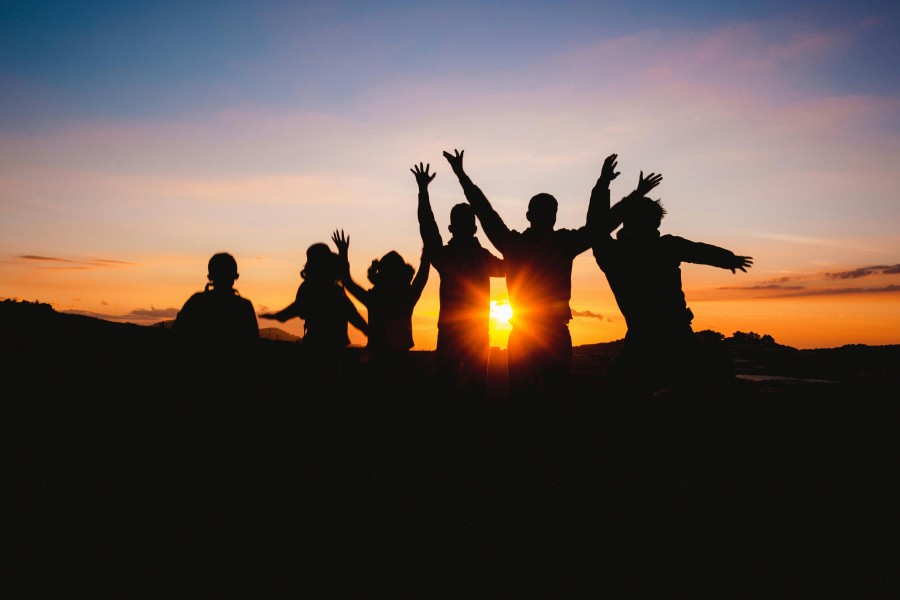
(443, 149, 621, 400)
(259, 243, 367, 352)
(175, 252, 259, 353)
(332, 230, 429, 366)
(414, 162, 504, 396)
(593, 177, 753, 395)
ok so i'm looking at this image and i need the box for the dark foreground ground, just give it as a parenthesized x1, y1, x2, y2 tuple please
(3, 301, 899, 597)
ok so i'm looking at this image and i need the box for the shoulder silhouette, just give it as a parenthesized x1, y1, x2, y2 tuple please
(175, 252, 259, 353)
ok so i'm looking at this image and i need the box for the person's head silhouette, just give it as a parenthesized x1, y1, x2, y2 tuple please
(206, 253, 239, 292)
(448, 203, 477, 238)
(622, 197, 666, 235)
(302, 242, 339, 282)
(526, 193, 558, 232)
(368, 251, 415, 289)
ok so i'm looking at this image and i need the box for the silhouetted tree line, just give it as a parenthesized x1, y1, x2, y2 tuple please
(696, 329, 779, 346)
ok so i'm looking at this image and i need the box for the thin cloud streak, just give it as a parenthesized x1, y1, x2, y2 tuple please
(572, 309, 607, 321)
(19, 255, 72, 262)
(825, 264, 900, 279)
(14, 255, 137, 269)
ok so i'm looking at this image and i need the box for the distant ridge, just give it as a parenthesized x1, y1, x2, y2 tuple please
(3, 299, 899, 382)
(1, 299, 301, 344)
(151, 318, 299, 342)
(258, 327, 300, 342)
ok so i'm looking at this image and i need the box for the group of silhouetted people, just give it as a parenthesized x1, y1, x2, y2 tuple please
(174, 149, 752, 399)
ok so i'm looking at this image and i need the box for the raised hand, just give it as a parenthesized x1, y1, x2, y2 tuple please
(731, 256, 753, 274)
(331, 229, 349, 258)
(442, 149, 465, 176)
(635, 171, 663, 197)
(599, 153, 620, 186)
(411, 162, 436, 188)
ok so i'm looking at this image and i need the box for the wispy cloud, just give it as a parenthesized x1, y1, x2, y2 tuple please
(572, 309, 607, 321)
(16, 255, 137, 270)
(825, 264, 900, 279)
(19, 255, 72, 262)
(88, 258, 137, 266)
(711, 262, 900, 298)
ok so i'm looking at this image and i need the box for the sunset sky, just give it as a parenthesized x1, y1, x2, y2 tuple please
(2, 1, 899, 349)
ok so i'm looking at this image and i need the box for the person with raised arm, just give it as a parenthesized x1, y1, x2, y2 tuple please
(413, 162, 504, 396)
(592, 170, 753, 395)
(259, 242, 367, 352)
(442, 149, 622, 400)
(332, 230, 429, 366)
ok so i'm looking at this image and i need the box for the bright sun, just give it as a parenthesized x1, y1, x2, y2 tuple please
(489, 300, 513, 327)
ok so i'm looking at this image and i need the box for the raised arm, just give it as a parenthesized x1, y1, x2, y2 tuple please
(584, 153, 621, 246)
(413, 162, 443, 257)
(331, 229, 370, 307)
(410, 247, 430, 304)
(442, 149, 511, 253)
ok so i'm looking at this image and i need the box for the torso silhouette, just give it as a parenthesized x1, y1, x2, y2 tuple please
(366, 286, 418, 352)
(595, 230, 739, 336)
(502, 227, 585, 326)
(175, 288, 258, 349)
(293, 280, 356, 350)
(431, 236, 504, 336)
(452, 175, 594, 327)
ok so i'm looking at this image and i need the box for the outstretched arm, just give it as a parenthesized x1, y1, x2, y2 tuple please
(675, 237, 753, 273)
(443, 149, 511, 253)
(331, 229, 370, 307)
(413, 162, 443, 257)
(258, 303, 299, 323)
(259, 285, 306, 322)
(410, 248, 430, 304)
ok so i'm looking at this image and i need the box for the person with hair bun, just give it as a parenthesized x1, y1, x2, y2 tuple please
(332, 230, 429, 365)
(260, 242, 367, 352)
(174, 252, 259, 353)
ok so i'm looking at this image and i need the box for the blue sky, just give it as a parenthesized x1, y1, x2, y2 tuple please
(3, 1, 898, 128)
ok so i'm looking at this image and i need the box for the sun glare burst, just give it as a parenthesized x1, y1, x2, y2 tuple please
(489, 300, 513, 327)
